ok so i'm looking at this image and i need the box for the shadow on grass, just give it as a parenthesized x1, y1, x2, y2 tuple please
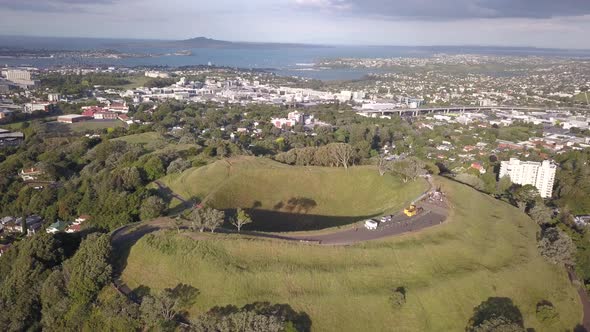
(155, 181, 201, 217)
(111, 223, 164, 276)
(224, 209, 380, 232)
(167, 198, 199, 216)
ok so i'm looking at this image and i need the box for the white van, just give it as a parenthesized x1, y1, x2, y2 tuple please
(364, 219, 378, 230)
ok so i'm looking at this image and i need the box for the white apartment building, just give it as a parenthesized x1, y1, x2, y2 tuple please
(499, 158, 557, 198)
(144, 71, 170, 79)
(3, 69, 31, 81)
(2, 69, 35, 87)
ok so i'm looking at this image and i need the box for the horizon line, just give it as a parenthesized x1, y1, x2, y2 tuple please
(1, 34, 590, 52)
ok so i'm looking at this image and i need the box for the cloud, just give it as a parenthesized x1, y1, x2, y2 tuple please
(0, 0, 116, 12)
(293, 0, 351, 10)
(294, 0, 590, 20)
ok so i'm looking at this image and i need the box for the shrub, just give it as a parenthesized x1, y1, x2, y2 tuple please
(389, 287, 406, 309)
(535, 300, 559, 325)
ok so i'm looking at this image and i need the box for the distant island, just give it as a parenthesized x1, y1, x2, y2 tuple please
(144, 37, 329, 49)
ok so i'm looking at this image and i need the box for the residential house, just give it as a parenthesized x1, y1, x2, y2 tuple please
(95, 111, 118, 120)
(24, 102, 53, 113)
(470, 162, 487, 174)
(5, 215, 43, 235)
(0, 129, 24, 147)
(66, 215, 89, 233)
(118, 114, 133, 125)
(19, 167, 43, 181)
(46, 220, 69, 234)
(107, 101, 129, 113)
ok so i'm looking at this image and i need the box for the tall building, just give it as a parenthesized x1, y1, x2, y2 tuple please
(2, 69, 36, 87)
(499, 158, 557, 198)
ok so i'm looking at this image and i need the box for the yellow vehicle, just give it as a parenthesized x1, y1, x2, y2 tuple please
(404, 204, 422, 217)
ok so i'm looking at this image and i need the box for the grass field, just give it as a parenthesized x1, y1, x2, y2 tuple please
(159, 157, 427, 231)
(120, 177, 582, 332)
(113, 132, 195, 154)
(113, 132, 167, 150)
(118, 75, 152, 90)
(44, 120, 125, 133)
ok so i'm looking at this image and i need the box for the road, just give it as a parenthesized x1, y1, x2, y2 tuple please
(118, 177, 445, 246)
(115, 179, 590, 330)
(568, 270, 590, 331)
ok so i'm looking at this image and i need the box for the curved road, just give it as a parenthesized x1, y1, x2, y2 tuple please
(114, 178, 590, 330)
(140, 177, 445, 246)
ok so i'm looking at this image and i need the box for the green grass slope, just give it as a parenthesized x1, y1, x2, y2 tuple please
(160, 157, 427, 230)
(113, 132, 195, 154)
(120, 178, 582, 332)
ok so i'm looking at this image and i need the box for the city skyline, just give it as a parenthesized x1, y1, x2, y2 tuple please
(1, 0, 590, 49)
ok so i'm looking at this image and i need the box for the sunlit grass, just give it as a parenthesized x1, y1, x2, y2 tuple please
(121, 178, 581, 331)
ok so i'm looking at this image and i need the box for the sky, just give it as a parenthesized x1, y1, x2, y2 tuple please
(0, 0, 589, 49)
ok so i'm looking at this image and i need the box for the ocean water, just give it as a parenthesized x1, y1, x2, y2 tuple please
(1, 36, 590, 80)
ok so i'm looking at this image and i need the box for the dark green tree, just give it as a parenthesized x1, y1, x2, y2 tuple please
(466, 297, 525, 332)
(140, 196, 166, 221)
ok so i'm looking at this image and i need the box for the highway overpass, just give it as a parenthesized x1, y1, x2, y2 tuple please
(355, 105, 585, 117)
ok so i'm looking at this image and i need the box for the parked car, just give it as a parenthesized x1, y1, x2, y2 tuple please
(364, 219, 378, 230)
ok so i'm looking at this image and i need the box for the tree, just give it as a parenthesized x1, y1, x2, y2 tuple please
(205, 208, 225, 233)
(141, 284, 199, 329)
(377, 155, 393, 176)
(528, 202, 553, 226)
(0, 233, 65, 331)
(191, 302, 311, 332)
(231, 208, 252, 232)
(537, 227, 575, 266)
(64, 234, 112, 304)
(512, 185, 540, 211)
(166, 158, 192, 175)
(113, 167, 143, 191)
(455, 173, 486, 191)
(20, 211, 27, 236)
(466, 297, 525, 332)
(143, 156, 166, 181)
(140, 196, 166, 221)
(328, 143, 354, 169)
(187, 207, 225, 233)
(187, 208, 207, 232)
(83, 287, 142, 332)
(497, 175, 512, 196)
(392, 158, 426, 183)
(40, 270, 70, 331)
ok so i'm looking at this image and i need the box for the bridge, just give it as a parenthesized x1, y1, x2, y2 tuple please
(355, 105, 586, 117)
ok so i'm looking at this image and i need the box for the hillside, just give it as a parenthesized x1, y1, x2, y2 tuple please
(159, 157, 428, 231)
(113, 132, 196, 154)
(121, 177, 581, 331)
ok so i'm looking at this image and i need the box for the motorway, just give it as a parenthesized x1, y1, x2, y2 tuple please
(355, 105, 588, 117)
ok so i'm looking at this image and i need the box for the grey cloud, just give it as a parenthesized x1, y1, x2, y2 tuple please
(0, 0, 116, 12)
(300, 0, 590, 19)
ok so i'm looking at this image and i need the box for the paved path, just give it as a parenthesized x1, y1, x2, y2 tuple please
(568, 269, 590, 331)
(138, 177, 445, 246)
